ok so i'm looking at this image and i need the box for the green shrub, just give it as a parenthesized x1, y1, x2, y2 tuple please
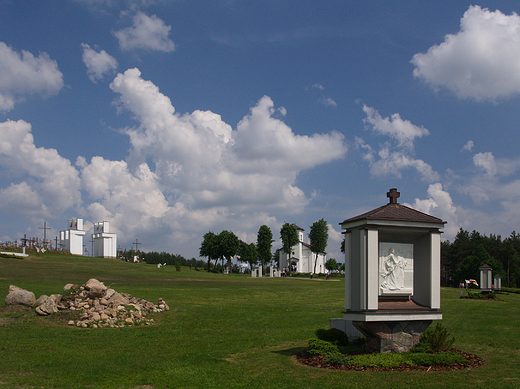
(412, 323, 455, 353)
(315, 328, 349, 347)
(323, 354, 348, 365)
(407, 352, 465, 366)
(307, 338, 341, 356)
(343, 353, 407, 368)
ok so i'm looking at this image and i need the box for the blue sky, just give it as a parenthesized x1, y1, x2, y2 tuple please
(1, 0, 520, 260)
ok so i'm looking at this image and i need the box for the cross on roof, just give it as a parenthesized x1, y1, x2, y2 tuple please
(387, 188, 400, 204)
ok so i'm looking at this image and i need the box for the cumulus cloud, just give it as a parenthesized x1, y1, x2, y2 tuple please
(318, 97, 337, 107)
(81, 43, 118, 82)
(462, 140, 474, 152)
(0, 119, 81, 217)
(412, 6, 520, 101)
(357, 106, 439, 182)
(473, 152, 497, 175)
(113, 12, 175, 52)
(109, 70, 347, 215)
(410, 183, 462, 239)
(363, 105, 429, 150)
(0, 42, 64, 111)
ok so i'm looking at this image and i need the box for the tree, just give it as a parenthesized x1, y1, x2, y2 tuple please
(239, 240, 258, 273)
(309, 218, 328, 275)
(325, 258, 338, 271)
(280, 223, 298, 271)
(217, 230, 239, 274)
(257, 225, 273, 273)
(199, 231, 218, 271)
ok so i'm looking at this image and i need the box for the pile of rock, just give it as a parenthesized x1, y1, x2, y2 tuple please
(5, 279, 169, 328)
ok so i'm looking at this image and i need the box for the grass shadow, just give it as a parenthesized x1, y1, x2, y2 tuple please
(272, 346, 306, 356)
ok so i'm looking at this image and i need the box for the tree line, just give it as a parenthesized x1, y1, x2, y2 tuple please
(199, 219, 329, 273)
(441, 229, 520, 287)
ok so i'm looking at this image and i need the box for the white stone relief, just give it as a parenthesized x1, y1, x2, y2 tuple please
(379, 242, 413, 296)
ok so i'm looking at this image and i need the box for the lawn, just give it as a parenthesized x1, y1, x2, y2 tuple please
(1, 253, 519, 388)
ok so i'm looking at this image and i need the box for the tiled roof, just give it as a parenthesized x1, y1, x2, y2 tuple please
(340, 203, 445, 225)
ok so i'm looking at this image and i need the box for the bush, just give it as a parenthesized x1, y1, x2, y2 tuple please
(315, 328, 349, 347)
(343, 353, 407, 368)
(411, 323, 455, 353)
(307, 338, 341, 356)
(407, 352, 465, 366)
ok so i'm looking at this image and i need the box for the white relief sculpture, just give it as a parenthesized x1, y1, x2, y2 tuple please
(379, 243, 413, 296)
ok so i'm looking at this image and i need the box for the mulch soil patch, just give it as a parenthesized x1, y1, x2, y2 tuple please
(297, 349, 483, 371)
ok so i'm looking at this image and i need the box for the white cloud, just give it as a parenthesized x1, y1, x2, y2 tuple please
(81, 43, 118, 82)
(318, 96, 337, 107)
(0, 119, 81, 217)
(473, 152, 497, 175)
(311, 83, 325, 90)
(0, 42, 64, 111)
(113, 12, 175, 52)
(410, 183, 462, 239)
(462, 140, 474, 152)
(363, 105, 429, 150)
(357, 106, 439, 182)
(412, 5, 520, 101)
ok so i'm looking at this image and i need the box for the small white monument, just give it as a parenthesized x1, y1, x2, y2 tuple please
(92, 221, 117, 258)
(60, 218, 86, 256)
(332, 188, 446, 353)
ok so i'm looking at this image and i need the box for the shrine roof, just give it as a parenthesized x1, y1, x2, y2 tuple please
(340, 188, 446, 226)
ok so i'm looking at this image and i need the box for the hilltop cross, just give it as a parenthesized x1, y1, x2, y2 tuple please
(387, 188, 400, 204)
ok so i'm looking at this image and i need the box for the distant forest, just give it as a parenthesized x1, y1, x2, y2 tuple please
(442, 229, 520, 287)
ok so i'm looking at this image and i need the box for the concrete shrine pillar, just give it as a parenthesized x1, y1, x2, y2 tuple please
(331, 188, 446, 353)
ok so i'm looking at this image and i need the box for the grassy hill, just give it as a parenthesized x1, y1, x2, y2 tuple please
(1, 253, 519, 388)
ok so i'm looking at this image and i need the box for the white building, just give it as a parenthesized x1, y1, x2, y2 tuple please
(279, 225, 327, 274)
(92, 221, 117, 258)
(60, 218, 86, 256)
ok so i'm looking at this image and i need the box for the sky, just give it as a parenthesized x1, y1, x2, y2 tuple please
(1, 0, 520, 261)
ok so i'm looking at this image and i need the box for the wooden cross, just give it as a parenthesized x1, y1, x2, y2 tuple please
(387, 188, 400, 204)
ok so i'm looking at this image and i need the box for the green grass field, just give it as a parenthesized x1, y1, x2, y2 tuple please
(1, 253, 519, 388)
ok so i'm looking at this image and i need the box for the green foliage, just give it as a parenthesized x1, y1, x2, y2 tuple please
(256, 225, 273, 267)
(315, 328, 348, 347)
(407, 352, 465, 366)
(309, 218, 328, 274)
(280, 223, 299, 258)
(307, 338, 341, 356)
(327, 351, 466, 368)
(325, 258, 338, 271)
(238, 240, 257, 270)
(343, 353, 408, 368)
(412, 323, 455, 353)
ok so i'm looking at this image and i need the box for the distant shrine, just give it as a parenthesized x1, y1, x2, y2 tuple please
(93, 221, 117, 258)
(279, 225, 327, 274)
(332, 188, 446, 353)
(60, 218, 86, 256)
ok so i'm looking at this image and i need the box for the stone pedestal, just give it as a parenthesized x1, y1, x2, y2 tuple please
(353, 320, 432, 353)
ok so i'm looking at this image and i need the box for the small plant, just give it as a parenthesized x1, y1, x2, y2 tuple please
(315, 328, 349, 347)
(175, 262, 181, 271)
(307, 338, 341, 356)
(411, 323, 455, 353)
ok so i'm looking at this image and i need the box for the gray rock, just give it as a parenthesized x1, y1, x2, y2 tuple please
(35, 294, 49, 307)
(108, 292, 129, 308)
(84, 279, 106, 292)
(36, 295, 58, 315)
(5, 286, 36, 307)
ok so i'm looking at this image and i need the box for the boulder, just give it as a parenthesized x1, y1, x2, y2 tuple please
(35, 294, 49, 307)
(5, 285, 36, 307)
(35, 295, 59, 316)
(84, 279, 106, 292)
(108, 292, 129, 308)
